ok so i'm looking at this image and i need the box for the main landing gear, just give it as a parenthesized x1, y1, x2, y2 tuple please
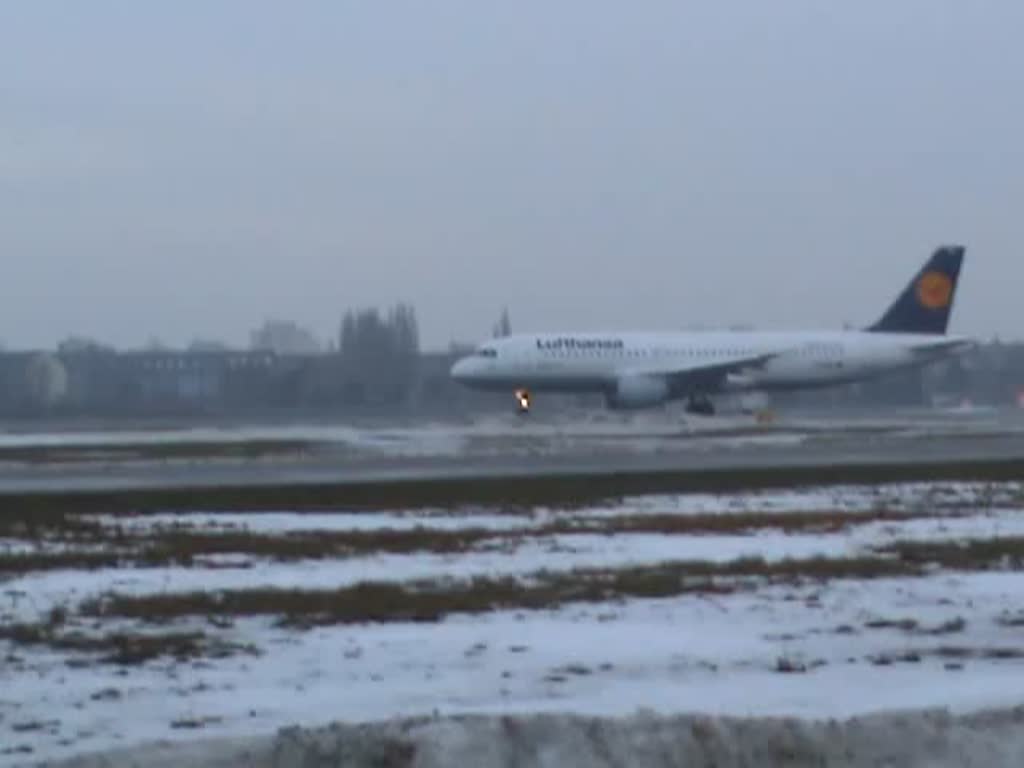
(685, 395, 715, 416)
(514, 388, 531, 415)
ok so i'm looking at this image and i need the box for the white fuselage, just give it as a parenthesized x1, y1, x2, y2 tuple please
(450, 330, 971, 399)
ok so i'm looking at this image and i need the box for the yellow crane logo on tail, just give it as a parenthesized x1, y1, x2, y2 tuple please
(916, 271, 954, 310)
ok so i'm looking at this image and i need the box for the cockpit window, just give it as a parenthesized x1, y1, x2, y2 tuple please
(476, 347, 497, 358)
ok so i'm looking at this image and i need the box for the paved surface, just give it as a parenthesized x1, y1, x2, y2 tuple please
(1, 428, 1023, 493)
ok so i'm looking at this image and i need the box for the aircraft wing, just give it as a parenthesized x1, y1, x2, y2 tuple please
(628, 351, 783, 394)
(908, 337, 975, 356)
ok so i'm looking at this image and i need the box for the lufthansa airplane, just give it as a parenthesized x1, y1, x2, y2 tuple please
(450, 246, 972, 415)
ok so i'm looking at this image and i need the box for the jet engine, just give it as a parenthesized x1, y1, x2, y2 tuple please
(605, 375, 670, 410)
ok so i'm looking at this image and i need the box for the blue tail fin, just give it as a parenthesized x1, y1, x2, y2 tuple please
(867, 245, 965, 335)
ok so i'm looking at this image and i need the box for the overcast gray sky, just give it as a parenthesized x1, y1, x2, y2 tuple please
(3, 1, 1022, 351)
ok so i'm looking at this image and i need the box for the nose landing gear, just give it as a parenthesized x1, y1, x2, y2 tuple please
(685, 395, 715, 416)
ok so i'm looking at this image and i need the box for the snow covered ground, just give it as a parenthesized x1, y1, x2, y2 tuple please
(3, 481, 1024, 766)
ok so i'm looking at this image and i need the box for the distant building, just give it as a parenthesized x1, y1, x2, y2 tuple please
(119, 350, 277, 407)
(59, 345, 125, 411)
(250, 320, 321, 356)
(0, 352, 40, 413)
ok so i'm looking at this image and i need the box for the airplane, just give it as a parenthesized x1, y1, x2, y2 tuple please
(449, 245, 973, 416)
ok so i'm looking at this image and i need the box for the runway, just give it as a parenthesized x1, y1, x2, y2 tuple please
(1, 408, 1023, 497)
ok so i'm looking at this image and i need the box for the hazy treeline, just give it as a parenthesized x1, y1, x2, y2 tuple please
(338, 303, 420, 404)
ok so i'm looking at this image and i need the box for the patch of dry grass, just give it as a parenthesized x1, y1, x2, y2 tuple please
(929, 646, 1024, 661)
(996, 612, 1024, 628)
(143, 527, 499, 564)
(0, 551, 128, 573)
(0, 439, 320, 466)
(0, 621, 256, 664)
(876, 537, 1024, 570)
(553, 508, 945, 537)
(0, 510, 115, 543)
(863, 616, 968, 635)
(0, 506, 966, 575)
(99, 507, 948, 566)
(77, 554, 920, 627)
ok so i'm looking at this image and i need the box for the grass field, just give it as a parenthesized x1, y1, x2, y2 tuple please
(4, 471, 1024, 764)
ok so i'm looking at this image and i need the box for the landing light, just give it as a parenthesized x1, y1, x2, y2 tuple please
(515, 389, 531, 411)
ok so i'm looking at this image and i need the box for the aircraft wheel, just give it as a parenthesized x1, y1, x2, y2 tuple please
(685, 395, 715, 416)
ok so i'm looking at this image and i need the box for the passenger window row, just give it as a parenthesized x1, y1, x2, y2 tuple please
(538, 348, 759, 358)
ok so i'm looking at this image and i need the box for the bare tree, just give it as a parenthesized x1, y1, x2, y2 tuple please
(492, 307, 512, 338)
(338, 303, 421, 405)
